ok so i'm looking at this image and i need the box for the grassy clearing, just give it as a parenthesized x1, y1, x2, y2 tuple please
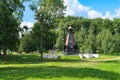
(0, 53, 120, 80)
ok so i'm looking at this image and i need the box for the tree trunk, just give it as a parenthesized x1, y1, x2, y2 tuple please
(40, 32, 43, 60)
(3, 48, 7, 61)
(0, 49, 1, 55)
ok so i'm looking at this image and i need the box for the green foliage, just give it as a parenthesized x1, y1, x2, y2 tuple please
(0, 0, 30, 60)
(0, 0, 24, 55)
(21, 16, 120, 54)
(30, 0, 66, 59)
(113, 32, 120, 52)
(84, 26, 96, 53)
(74, 27, 87, 51)
(19, 33, 37, 53)
(31, 22, 57, 52)
(55, 30, 64, 49)
(113, 18, 120, 30)
(1, 0, 120, 60)
(55, 17, 120, 54)
(96, 28, 115, 53)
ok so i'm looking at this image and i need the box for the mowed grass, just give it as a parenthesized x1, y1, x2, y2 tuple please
(0, 53, 120, 80)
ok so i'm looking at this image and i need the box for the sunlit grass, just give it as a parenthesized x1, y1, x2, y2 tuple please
(0, 53, 120, 80)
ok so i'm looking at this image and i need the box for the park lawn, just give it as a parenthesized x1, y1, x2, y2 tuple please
(0, 53, 120, 80)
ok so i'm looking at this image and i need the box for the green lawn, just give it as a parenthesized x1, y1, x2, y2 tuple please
(0, 53, 120, 80)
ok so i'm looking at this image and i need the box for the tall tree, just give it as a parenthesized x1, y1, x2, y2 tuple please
(30, 0, 66, 59)
(96, 28, 114, 53)
(0, 0, 28, 60)
(55, 30, 64, 50)
(113, 32, 120, 52)
(113, 18, 120, 52)
(74, 27, 87, 52)
(19, 32, 37, 53)
(84, 26, 96, 53)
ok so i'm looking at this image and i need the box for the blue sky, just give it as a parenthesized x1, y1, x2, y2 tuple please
(22, 2, 34, 22)
(79, 0, 120, 15)
(21, 0, 120, 27)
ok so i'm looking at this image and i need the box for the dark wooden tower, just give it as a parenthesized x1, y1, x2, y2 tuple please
(64, 26, 79, 55)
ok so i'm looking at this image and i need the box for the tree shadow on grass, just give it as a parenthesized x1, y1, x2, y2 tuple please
(0, 66, 119, 80)
(0, 54, 82, 64)
(0, 54, 41, 64)
(99, 60, 120, 64)
(1, 54, 120, 65)
(83, 60, 120, 64)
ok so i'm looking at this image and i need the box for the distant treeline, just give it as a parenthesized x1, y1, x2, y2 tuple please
(19, 16, 120, 54)
(55, 16, 120, 53)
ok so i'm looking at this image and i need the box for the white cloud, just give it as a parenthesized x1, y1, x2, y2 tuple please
(64, 0, 102, 18)
(64, 0, 89, 17)
(64, 0, 120, 20)
(115, 8, 120, 17)
(103, 9, 120, 20)
(103, 11, 113, 19)
(19, 22, 34, 37)
(20, 22, 34, 29)
(88, 10, 102, 18)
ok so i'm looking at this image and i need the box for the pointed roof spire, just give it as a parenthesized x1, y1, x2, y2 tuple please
(68, 26, 72, 30)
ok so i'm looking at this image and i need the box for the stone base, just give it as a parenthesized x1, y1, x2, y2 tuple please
(79, 54, 99, 59)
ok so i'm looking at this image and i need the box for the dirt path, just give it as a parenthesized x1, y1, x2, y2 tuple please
(87, 57, 120, 62)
